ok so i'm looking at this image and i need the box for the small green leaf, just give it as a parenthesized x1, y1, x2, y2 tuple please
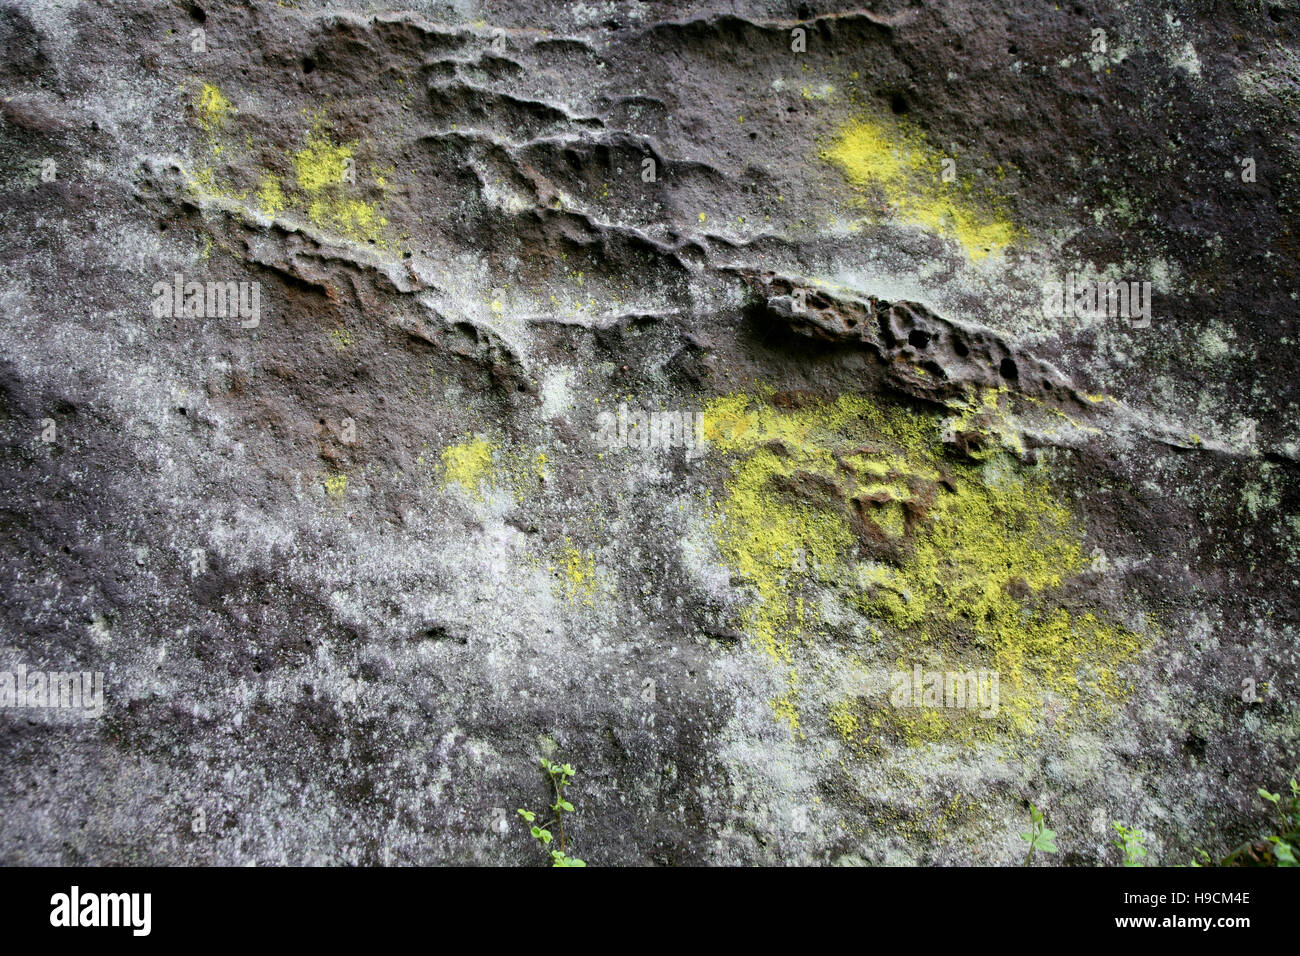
(517, 809, 535, 822)
(558, 800, 574, 812)
(1268, 838, 1296, 866)
(1034, 829, 1057, 853)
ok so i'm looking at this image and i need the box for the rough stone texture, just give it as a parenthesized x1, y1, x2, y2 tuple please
(0, 0, 1297, 865)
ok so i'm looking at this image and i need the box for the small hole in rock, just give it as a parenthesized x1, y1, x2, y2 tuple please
(890, 93, 908, 114)
(908, 329, 931, 349)
(302, 56, 316, 74)
(953, 338, 969, 357)
(999, 357, 1019, 380)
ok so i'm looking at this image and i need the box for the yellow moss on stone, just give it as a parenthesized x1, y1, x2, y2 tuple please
(437, 436, 548, 505)
(256, 175, 289, 218)
(551, 539, 600, 608)
(293, 127, 354, 193)
(821, 115, 1017, 260)
(440, 436, 496, 499)
(292, 125, 389, 245)
(701, 388, 1142, 743)
(195, 83, 235, 133)
(183, 83, 392, 248)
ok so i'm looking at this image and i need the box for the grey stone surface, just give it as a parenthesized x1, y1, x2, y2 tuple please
(0, 0, 1296, 865)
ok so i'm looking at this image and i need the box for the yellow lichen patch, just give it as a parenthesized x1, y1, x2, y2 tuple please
(701, 388, 1143, 743)
(182, 84, 245, 200)
(291, 124, 389, 245)
(821, 115, 1017, 260)
(440, 436, 497, 500)
(293, 127, 354, 193)
(437, 434, 549, 505)
(550, 539, 601, 608)
(182, 86, 393, 248)
(772, 671, 802, 735)
(941, 387, 1025, 459)
(323, 473, 348, 499)
(195, 83, 235, 133)
(256, 175, 289, 218)
(829, 698, 860, 744)
(308, 197, 387, 243)
(184, 164, 247, 202)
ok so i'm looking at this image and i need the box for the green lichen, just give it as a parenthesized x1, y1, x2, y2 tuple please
(256, 175, 289, 218)
(291, 120, 389, 245)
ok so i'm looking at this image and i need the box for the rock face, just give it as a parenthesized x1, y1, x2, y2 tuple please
(0, 0, 1296, 866)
